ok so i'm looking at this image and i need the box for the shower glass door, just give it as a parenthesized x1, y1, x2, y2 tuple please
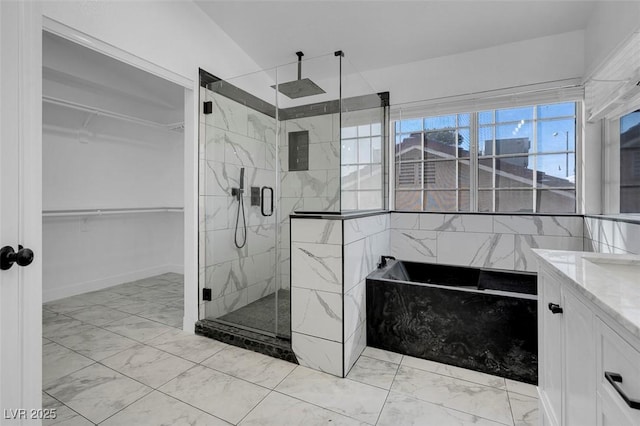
(201, 66, 283, 337)
(200, 52, 344, 339)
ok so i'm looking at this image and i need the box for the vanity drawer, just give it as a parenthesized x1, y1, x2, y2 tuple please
(597, 321, 640, 425)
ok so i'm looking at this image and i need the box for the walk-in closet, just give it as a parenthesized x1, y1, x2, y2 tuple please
(41, 31, 186, 327)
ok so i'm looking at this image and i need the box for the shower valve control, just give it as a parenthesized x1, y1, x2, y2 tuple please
(251, 187, 260, 206)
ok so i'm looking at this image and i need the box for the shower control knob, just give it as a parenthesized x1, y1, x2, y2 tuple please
(0, 245, 35, 270)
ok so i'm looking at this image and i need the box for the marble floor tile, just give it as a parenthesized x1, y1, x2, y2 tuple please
(505, 379, 538, 398)
(391, 365, 513, 425)
(346, 355, 399, 390)
(69, 289, 124, 306)
(275, 366, 388, 424)
(155, 272, 184, 283)
(136, 305, 183, 327)
(43, 340, 95, 387)
(100, 297, 166, 315)
(147, 329, 228, 363)
(105, 283, 146, 297)
(159, 365, 270, 424)
(509, 392, 538, 426)
(402, 355, 506, 389)
(47, 323, 138, 361)
(45, 363, 152, 424)
(102, 315, 174, 343)
(378, 392, 506, 426)
(101, 344, 195, 388)
(43, 309, 60, 321)
(42, 313, 84, 339)
(43, 392, 93, 426)
(150, 281, 184, 295)
(135, 288, 182, 305)
(134, 276, 175, 287)
(362, 346, 403, 364)
(100, 390, 230, 426)
(43, 295, 99, 314)
(64, 305, 132, 327)
(239, 391, 366, 426)
(201, 345, 296, 389)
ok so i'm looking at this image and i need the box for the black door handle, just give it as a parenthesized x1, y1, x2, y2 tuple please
(0, 245, 35, 270)
(261, 186, 274, 217)
(548, 303, 563, 314)
(605, 371, 640, 410)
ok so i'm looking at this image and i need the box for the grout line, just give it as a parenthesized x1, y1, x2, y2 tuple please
(372, 355, 402, 425)
(42, 390, 96, 425)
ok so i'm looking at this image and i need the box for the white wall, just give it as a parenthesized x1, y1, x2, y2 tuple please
(363, 30, 585, 105)
(584, 0, 640, 80)
(42, 109, 184, 302)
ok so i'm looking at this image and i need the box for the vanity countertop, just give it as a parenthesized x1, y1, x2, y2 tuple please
(533, 249, 640, 340)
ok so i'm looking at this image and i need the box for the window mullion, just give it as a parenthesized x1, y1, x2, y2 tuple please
(470, 112, 478, 212)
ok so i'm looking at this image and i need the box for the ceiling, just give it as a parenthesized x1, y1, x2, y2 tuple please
(196, 1, 597, 75)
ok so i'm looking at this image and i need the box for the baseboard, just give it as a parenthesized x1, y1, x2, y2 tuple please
(43, 264, 183, 302)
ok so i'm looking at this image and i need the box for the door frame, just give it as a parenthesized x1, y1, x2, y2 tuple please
(41, 17, 199, 332)
(1, 0, 43, 415)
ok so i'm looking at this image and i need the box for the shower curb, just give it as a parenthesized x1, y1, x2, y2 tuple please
(195, 319, 298, 364)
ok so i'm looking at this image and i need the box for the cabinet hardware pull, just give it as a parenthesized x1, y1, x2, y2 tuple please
(548, 303, 563, 314)
(605, 371, 640, 410)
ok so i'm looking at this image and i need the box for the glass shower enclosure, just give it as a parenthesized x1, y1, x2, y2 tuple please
(198, 52, 387, 339)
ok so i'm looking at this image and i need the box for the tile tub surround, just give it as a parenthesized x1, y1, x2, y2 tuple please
(290, 213, 390, 378)
(391, 213, 584, 272)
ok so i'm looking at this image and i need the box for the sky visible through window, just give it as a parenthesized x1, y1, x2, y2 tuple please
(397, 102, 576, 179)
(621, 110, 640, 133)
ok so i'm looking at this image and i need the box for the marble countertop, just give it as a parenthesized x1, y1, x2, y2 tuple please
(533, 249, 640, 340)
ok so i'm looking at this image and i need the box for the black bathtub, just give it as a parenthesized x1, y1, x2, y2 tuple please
(366, 260, 537, 384)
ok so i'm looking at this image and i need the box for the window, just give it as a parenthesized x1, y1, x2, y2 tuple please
(341, 121, 383, 210)
(394, 102, 577, 213)
(620, 109, 640, 213)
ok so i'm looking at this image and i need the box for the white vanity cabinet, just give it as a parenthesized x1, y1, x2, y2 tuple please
(536, 250, 640, 426)
(538, 266, 596, 426)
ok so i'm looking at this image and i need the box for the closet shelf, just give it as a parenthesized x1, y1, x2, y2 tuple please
(42, 207, 184, 217)
(43, 96, 184, 132)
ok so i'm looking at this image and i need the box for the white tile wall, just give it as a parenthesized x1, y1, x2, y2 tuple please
(290, 213, 390, 377)
(391, 213, 585, 272)
(291, 332, 343, 377)
(199, 89, 278, 318)
(584, 216, 640, 255)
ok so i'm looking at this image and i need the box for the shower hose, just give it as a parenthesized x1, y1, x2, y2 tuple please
(234, 191, 247, 249)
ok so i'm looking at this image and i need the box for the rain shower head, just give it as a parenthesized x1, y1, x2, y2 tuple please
(272, 52, 326, 99)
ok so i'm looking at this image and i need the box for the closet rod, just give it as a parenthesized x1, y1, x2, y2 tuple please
(42, 207, 184, 217)
(42, 96, 183, 131)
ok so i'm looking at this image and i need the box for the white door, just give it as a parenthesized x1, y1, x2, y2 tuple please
(0, 1, 42, 421)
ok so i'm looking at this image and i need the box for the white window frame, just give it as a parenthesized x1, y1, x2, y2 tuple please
(390, 82, 584, 213)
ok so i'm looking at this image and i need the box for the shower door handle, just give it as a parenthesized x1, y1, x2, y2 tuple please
(261, 186, 274, 217)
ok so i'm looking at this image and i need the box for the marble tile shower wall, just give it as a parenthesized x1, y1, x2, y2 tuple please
(199, 88, 278, 319)
(390, 213, 585, 272)
(278, 114, 340, 291)
(584, 217, 640, 255)
(342, 214, 390, 374)
(289, 214, 389, 378)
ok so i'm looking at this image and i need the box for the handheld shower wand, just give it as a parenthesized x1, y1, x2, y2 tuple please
(233, 168, 247, 248)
